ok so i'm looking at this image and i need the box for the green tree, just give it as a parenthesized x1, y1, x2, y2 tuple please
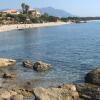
(25, 5, 29, 14)
(17, 14, 27, 23)
(21, 3, 29, 14)
(0, 13, 2, 17)
(21, 3, 26, 14)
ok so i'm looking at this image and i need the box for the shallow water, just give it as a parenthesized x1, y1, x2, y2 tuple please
(0, 21, 100, 87)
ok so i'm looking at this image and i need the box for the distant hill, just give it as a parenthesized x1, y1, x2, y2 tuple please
(0, 8, 20, 12)
(38, 7, 74, 17)
(0, 9, 10, 11)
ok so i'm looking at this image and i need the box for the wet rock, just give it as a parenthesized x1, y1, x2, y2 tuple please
(33, 61, 51, 72)
(23, 60, 33, 69)
(33, 85, 79, 100)
(10, 94, 23, 100)
(3, 73, 16, 79)
(85, 68, 100, 86)
(0, 58, 16, 67)
(76, 83, 100, 100)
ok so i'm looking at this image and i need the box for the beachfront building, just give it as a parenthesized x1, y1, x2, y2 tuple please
(0, 9, 20, 24)
(1, 9, 20, 15)
(28, 9, 41, 18)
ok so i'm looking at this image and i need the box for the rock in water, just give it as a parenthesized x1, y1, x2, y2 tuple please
(3, 73, 16, 79)
(0, 58, 16, 67)
(23, 60, 33, 68)
(85, 68, 100, 86)
(33, 61, 51, 72)
(33, 85, 79, 100)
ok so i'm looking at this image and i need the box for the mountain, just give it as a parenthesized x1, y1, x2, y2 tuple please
(38, 7, 74, 17)
(0, 8, 11, 11)
(0, 8, 21, 11)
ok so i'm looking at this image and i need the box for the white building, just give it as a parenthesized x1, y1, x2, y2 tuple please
(29, 9, 41, 18)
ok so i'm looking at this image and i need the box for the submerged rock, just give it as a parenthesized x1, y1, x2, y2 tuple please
(0, 58, 16, 67)
(33, 61, 51, 72)
(3, 73, 16, 79)
(85, 68, 100, 86)
(33, 84, 79, 100)
(23, 60, 33, 69)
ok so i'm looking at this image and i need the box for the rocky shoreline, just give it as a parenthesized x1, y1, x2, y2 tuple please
(0, 58, 99, 100)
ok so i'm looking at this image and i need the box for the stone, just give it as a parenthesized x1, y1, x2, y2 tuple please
(0, 58, 16, 67)
(10, 91, 17, 96)
(23, 60, 33, 68)
(76, 83, 100, 100)
(3, 73, 16, 79)
(0, 91, 11, 99)
(33, 86, 79, 100)
(85, 68, 100, 86)
(59, 84, 77, 91)
(33, 61, 51, 72)
(10, 94, 23, 100)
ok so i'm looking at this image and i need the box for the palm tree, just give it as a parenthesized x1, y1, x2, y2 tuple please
(21, 3, 25, 14)
(21, 3, 30, 24)
(25, 5, 29, 14)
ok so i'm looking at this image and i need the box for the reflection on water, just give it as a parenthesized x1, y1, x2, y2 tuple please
(0, 22, 100, 86)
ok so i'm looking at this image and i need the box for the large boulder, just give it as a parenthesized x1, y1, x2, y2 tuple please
(33, 84, 79, 100)
(33, 61, 51, 72)
(76, 83, 100, 100)
(85, 68, 100, 86)
(0, 58, 16, 67)
(23, 60, 33, 69)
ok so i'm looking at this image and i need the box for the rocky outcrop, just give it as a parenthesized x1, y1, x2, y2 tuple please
(0, 58, 16, 67)
(76, 83, 100, 100)
(33, 84, 79, 100)
(33, 61, 51, 72)
(85, 68, 100, 86)
(23, 60, 33, 69)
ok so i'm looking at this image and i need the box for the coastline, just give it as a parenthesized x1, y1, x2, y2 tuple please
(1, 20, 99, 33)
(0, 22, 67, 33)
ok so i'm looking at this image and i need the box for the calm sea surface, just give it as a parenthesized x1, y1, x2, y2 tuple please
(0, 21, 100, 87)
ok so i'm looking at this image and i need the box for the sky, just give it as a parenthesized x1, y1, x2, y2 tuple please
(0, 0, 100, 17)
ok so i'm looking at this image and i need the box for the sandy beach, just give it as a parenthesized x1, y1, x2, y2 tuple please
(0, 22, 67, 32)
